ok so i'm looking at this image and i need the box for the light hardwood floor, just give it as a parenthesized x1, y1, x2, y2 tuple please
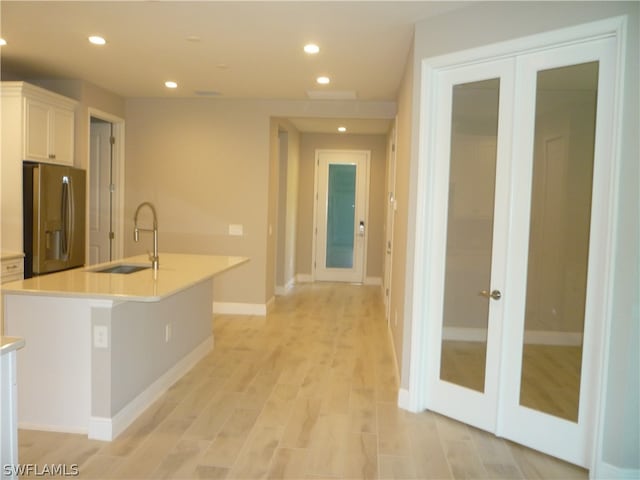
(17, 283, 588, 479)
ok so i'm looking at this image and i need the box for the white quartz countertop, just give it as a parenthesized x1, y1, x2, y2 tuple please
(0, 336, 25, 355)
(0, 253, 248, 302)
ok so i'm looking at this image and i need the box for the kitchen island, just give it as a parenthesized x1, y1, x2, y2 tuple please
(1, 253, 247, 441)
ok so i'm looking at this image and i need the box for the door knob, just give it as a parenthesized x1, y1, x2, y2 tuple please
(479, 289, 502, 300)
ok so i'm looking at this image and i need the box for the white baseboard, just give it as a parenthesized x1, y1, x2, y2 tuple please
(296, 273, 313, 283)
(397, 388, 411, 411)
(275, 278, 295, 296)
(365, 276, 382, 286)
(17, 422, 87, 435)
(442, 327, 583, 346)
(595, 462, 640, 479)
(213, 302, 268, 316)
(88, 336, 213, 441)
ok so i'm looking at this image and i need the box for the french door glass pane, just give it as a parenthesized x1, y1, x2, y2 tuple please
(440, 78, 500, 392)
(519, 62, 598, 421)
(326, 164, 356, 268)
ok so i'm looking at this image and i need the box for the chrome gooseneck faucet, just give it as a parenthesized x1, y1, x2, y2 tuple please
(133, 201, 159, 270)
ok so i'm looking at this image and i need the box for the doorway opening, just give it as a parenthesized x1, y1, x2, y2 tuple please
(88, 110, 124, 265)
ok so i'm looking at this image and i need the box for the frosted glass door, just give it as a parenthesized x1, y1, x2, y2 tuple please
(326, 164, 356, 268)
(314, 150, 369, 282)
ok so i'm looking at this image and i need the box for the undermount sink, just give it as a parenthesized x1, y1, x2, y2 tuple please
(92, 264, 150, 274)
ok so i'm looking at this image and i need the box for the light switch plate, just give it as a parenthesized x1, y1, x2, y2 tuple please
(229, 224, 243, 236)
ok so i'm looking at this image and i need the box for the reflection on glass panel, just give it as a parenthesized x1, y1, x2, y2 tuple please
(326, 164, 356, 268)
(440, 78, 500, 392)
(520, 62, 598, 422)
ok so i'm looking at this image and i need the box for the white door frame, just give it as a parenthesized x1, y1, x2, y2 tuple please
(312, 149, 370, 283)
(406, 16, 625, 472)
(384, 120, 398, 322)
(86, 108, 125, 263)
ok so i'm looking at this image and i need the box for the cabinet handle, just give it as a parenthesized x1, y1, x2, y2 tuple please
(6, 264, 18, 270)
(48, 153, 56, 159)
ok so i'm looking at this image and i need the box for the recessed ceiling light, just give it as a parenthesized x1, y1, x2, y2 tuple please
(316, 76, 330, 85)
(0, 38, 7, 46)
(338, 126, 347, 133)
(165, 81, 178, 89)
(88, 36, 106, 45)
(304, 43, 320, 54)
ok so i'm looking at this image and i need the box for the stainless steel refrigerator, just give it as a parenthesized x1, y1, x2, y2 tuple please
(23, 162, 86, 277)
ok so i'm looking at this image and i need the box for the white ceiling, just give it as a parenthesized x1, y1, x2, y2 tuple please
(0, 1, 470, 133)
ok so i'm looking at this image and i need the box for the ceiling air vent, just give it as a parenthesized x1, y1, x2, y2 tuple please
(306, 90, 357, 100)
(195, 90, 221, 97)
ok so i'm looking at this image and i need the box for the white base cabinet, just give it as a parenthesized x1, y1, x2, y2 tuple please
(0, 337, 25, 480)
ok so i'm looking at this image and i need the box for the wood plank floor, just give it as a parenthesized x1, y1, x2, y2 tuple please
(17, 283, 588, 479)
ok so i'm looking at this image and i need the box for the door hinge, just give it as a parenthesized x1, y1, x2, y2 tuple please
(109, 183, 115, 193)
(110, 136, 116, 145)
(392, 143, 396, 152)
(109, 232, 115, 240)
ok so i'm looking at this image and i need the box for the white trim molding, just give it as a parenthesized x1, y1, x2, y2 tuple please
(213, 302, 268, 316)
(397, 388, 412, 412)
(275, 278, 295, 296)
(442, 327, 583, 346)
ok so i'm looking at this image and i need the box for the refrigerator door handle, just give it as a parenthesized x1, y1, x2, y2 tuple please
(61, 175, 72, 259)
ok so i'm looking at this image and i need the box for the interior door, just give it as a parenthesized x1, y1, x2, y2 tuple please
(498, 36, 616, 467)
(426, 35, 615, 467)
(427, 58, 515, 432)
(314, 150, 369, 283)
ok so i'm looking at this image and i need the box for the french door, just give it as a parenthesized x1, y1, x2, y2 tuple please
(425, 35, 616, 467)
(314, 150, 369, 282)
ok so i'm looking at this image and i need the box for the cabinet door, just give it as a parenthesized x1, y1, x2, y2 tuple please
(51, 107, 75, 165)
(23, 96, 75, 165)
(24, 98, 50, 162)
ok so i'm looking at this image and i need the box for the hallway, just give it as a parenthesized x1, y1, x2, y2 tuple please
(18, 283, 588, 478)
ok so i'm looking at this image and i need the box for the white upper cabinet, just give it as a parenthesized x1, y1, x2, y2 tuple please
(22, 86, 76, 165)
(1, 82, 77, 166)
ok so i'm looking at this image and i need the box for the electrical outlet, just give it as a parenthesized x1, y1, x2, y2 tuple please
(93, 325, 108, 349)
(165, 324, 171, 343)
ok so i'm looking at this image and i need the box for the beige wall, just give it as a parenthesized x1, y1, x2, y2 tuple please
(124, 98, 270, 305)
(296, 133, 387, 280)
(272, 119, 300, 291)
(123, 98, 394, 305)
(388, 44, 414, 383)
(407, 1, 639, 470)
